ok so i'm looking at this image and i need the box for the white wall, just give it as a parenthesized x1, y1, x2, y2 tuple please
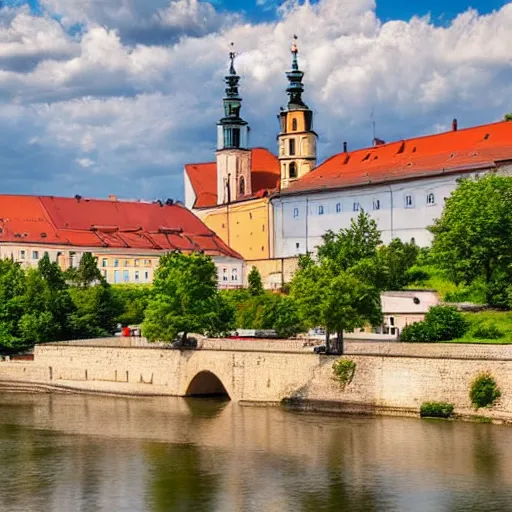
(184, 170, 197, 210)
(272, 171, 483, 257)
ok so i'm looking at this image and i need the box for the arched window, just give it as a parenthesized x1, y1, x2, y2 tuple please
(289, 162, 297, 178)
(292, 118, 297, 131)
(289, 139, 296, 156)
(239, 176, 245, 196)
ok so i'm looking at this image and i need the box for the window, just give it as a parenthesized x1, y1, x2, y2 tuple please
(20, 250, 26, 260)
(353, 202, 360, 212)
(232, 128, 240, 148)
(289, 139, 296, 156)
(231, 268, 238, 282)
(135, 271, 140, 282)
(373, 199, 380, 210)
(123, 270, 129, 282)
(318, 205, 324, 215)
(102, 270, 107, 279)
(102, 258, 108, 267)
(296, 242, 300, 249)
(114, 259, 119, 268)
(144, 259, 151, 266)
(336, 203, 342, 213)
(293, 208, 299, 219)
(124, 259, 129, 267)
(134, 259, 139, 267)
(239, 176, 245, 196)
(426, 192, 435, 205)
(292, 118, 297, 131)
(144, 271, 149, 281)
(32, 250, 39, 260)
(289, 162, 297, 178)
(389, 317, 395, 326)
(405, 194, 414, 208)
(222, 268, 228, 281)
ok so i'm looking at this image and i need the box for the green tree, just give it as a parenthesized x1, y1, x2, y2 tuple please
(142, 252, 234, 343)
(247, 266, 264, 296)
(318, 211, 382, 272)
(38, 253, 67, 291)
(377, 238, 419, 290)
(430, 174, 512, 306)
(68, 283, 119, 338)
(67, 252, 103, 288)
(290, 262, 381, 353)
(111, 284, 152, 326)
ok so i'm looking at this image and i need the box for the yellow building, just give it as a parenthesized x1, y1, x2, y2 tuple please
(184, 39, 316, 282)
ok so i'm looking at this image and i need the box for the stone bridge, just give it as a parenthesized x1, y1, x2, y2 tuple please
(1, 339, 512, 421)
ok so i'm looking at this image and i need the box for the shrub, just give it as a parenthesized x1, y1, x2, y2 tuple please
(425, 305, 468, 341)
(400, 321, 435, 342)
(470, 373, 501, 409)
(472, 323, 504, 340)
(420, 401, 455, 419)
(332, 359, 356, 388)
(400, 306, 468, 342)
(405, 265, 430, 284)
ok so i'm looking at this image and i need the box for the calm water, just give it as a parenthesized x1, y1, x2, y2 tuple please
(0, 393, 511, 512)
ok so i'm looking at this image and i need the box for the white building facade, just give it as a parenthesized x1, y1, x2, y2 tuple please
(272, 119, 512, 258)
(272, 170, 484, 257)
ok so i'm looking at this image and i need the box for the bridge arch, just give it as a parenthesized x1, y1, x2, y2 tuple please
(185, 371, 231, 399)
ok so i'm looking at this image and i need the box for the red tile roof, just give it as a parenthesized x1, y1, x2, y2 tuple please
(0, 195, 242, 259)
(281, 121, 512, 195)
(185, 148, 280, 208)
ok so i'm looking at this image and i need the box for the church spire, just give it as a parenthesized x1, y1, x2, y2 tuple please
(286, 35, 307, 109)
(216, 43, 252, 205)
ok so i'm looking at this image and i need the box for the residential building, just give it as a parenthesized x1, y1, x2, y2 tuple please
(348, 291, 440, 340)
(0, 194, 244, 288)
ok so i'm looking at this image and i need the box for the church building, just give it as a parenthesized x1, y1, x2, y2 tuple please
(184, 40, 316, 271)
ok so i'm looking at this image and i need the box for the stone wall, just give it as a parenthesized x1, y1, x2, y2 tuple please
(1, 341, 511, 421)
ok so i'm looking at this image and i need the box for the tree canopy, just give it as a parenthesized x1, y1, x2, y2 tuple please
(290, 212, 383, 353)
(430, 174, 512, 306)
(142, 252, 234, 343)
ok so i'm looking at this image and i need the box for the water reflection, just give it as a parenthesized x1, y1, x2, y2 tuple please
(0, 393, 512, 512)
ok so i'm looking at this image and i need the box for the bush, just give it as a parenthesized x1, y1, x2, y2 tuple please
(332, 359, 356, 388)
(405, 265, 430, 284)
(470, 373, 501, 409)
(472, 323, 504, 340)
(400, 306, 468, 342)
(420, 401, 455, 419)
(426, 306, 468, 341)
(400, 321, 435, 342)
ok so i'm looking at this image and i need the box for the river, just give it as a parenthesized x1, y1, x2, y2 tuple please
(0, 392, 511, 512)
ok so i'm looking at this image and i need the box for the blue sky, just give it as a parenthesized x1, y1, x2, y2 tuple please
(0, 0, 511, 200)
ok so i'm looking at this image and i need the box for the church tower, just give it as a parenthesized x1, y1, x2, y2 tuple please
(216, 44, 252, 204)
(278, 37, 317, 190)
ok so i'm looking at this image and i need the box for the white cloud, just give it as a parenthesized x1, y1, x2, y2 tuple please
(0, 0, 511, 199)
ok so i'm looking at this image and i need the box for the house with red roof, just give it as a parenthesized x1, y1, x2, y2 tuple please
(272, 119, 512, 258)
(0, 194, 244, 288)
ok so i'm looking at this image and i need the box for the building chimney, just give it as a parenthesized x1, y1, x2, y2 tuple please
(343, 141, 348, 153)
(108, 194, 117, 202)
(452, 118, 458, 132)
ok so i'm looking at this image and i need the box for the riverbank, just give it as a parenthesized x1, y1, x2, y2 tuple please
(1, 337, 511, 424)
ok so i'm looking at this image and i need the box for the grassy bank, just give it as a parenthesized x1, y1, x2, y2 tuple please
(450, 311, 512, 344)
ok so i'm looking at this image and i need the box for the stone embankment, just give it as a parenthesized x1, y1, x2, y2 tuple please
(0, 337, 511, 422)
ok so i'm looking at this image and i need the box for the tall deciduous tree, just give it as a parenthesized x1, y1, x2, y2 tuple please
(142, 252, 234, 343)
(290, 262, 381, 353)
(318, 211, 382, 272)
(430, 174, 512, 306)
(67, 252, 103, 288)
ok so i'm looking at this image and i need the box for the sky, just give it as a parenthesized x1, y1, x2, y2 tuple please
(0, 0, 511, 201)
